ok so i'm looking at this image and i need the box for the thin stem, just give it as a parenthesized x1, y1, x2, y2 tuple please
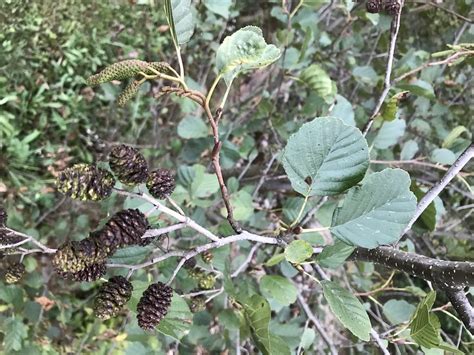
(402, 143, 474, 234)
(113, 188, 220, 242)
(205, 74, 223, 109)
(289, 194, 309, 228)
(362, 1, 405, 135)
(301, 226, 330, 233)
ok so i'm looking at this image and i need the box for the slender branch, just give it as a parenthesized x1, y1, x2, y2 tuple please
(141, 223, 187, 239)
(393, 50, 474, 83)
(231, 243, 260, 278)
(402, 143, 474, 234)
(113, 188, 220, 242)
(370, 329, 390, 355)
(362, 1, 404, 135)
(3, 228, 56, 253)
(107, 231, 280, 271)
(296, 292, 338, 355)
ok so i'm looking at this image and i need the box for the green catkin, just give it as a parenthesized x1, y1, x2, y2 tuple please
(117, 80, 142, 107)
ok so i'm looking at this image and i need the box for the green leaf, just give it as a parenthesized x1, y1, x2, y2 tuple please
(332, 95, 355, 126)
(409, 292, 444, 349)
(400, 140, 419, 160)
(431, 148, 456, 165)
(164, 0, 195, 45)
(243, 295, 290, 355)
(300, 64, 336, 104)
(227, 190, 254, 221)
(260, 275, 297, 306)
(3, 318, 28, 352)
(321, 280, 371, 341)
(189, 164, 220, 198)
(316, 240, 355, 268)
(284, 240, 313, 264)
(410, 181, 436, 231)
(203, 0, 231, 18)
(331, 169, 417, 248)
(442, 126, 469, 149)
(177, 116, 209, 139)
(107, 246, 151, 265)
(397, 80, 435, 99)
(157, 293, 193, 340)
(374, 119, 406, 149)
(265, 253, 286, 267)
(216, 26, 281, 85)
(383, 300, 416, 325)
(282, 117, 369, 196)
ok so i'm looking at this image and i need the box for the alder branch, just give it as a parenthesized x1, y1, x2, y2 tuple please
(363, 0, 405, 135)
(402, 143, 474, 235)
(445, 289, 474, 333)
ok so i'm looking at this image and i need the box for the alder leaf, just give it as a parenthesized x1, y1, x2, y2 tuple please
(331, 168, 417, 248)
(216, 26, 281, 85)
(322, 280, 371, 341)
(300, 64, 336, 104)
(164, 0, 195, 45)
(282, 117, 369, 197)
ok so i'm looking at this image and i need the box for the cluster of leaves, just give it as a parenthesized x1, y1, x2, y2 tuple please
(1, 0, 473, 353)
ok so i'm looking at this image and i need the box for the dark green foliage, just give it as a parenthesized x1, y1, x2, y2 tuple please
(146, 169, 176, 199)
(5, 262, 26, 284)
(55, 164, 116, 201)
(137, 282, 173, 330)
(109, 145, 148, 185)
(94, 276, 133, 320)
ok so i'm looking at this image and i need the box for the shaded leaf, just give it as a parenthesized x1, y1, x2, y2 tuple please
(321, 280, 371, 341)
(285, 240, 313, 264)
(316, 240, 355, 268)
(410, 181, 436, 231)
(260, 275, 297, 306)
(331, 169, 417, 248)
(157, 293, 193, 340)
(282, 117, 369, 197)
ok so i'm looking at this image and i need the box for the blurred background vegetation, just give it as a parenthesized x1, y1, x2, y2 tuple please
(0, 0, 472, 353)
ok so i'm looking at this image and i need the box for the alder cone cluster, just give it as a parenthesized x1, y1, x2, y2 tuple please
(94, 276, 133, 320)
(0, 229, 22, 255)
(146, 169, 176, 199)
(190, 296, 206, 313)
(137, 282, 173, 330)
(5, 262, 25, 284)
(109, 144, 148, 185)
(52, 238, 108, 274)
(56, 263, 107, 282)
(55, 164, 116, 201)
(92, 209, 150, 253)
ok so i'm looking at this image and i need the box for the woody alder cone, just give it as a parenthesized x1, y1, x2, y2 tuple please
(56, 164, 116, 201)
(94, 276, 133, 320)
(137, 282, 173, 330)
(52, 238, 109, 274)
(0, 206, 7, 226)
(366, 0, 383, 13)
(383, 0, 400, 15)
(5, 263, 25, 284)
(109, 144, 148, 185)
(92, 209, 149, 253)
(146, 169, 175, 199)
(56, 263, 107, 282)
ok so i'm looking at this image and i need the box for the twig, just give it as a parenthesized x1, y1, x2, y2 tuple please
(141, 223, 187, 239)
(362, 1, 405, 135)
(252, 152, 279, 198)
(393, 50, 474, 83)
(107, 231, 280, 272)
(231, 243, 260, 278)
(296, 292, 338, 355)
(402, 143, 474, 234)
(113, 188, 220, 242)
(370, 329, 390, 355)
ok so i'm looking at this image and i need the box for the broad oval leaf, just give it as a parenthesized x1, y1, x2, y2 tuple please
(260, 275, 297, 306)
(216, 26, 281, 85)
(165, 0, 195, 45)
(330, 168, 417, 248)
(321, 280, 371, 341)
(316, 240, 355, 269)
(282, 117, 369, 196)
(284, 240, 313, 264)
